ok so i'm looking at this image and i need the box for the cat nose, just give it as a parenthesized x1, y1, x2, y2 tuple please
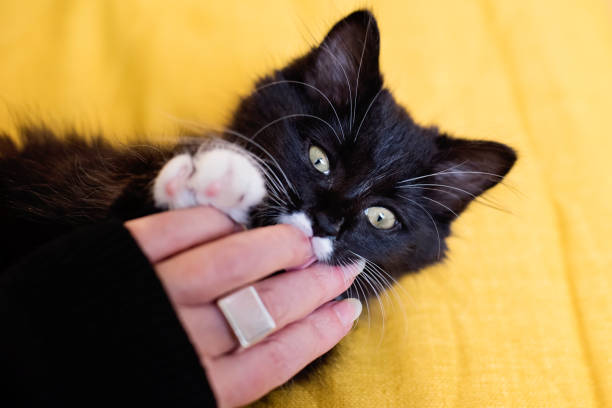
(312, 212, 344, 236)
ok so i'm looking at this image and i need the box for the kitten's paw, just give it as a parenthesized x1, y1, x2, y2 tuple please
(188, 149, 266, 223)
(153, 148, 266, 224)
(153, 153, 197, 209)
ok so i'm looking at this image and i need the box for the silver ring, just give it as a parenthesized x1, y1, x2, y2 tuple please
(217, 285, 276, 348)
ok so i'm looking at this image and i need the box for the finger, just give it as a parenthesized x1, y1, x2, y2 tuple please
(125, 207, 238, 262)
(177, 261, 364, 357)
(206, 298, 362, 408)
(156, 224, 313, 304)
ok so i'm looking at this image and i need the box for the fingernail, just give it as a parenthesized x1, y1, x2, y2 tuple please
(287, 256, 317, 272)
(232, 222, 247, 232)
(334, 298, 362, 327)
(341, 259, 366, 280)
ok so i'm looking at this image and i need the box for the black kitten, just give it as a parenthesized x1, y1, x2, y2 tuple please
(0, 10, 516, 279)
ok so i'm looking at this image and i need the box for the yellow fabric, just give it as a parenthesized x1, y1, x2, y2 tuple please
(1, 1, 611, 406)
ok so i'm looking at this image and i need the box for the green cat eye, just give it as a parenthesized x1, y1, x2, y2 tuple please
(364, 206, 396, 230)
(309, 145, 330, 175)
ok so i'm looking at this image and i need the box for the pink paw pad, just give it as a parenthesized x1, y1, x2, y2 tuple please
(204, 180, 222, 197)
(164, 165, 192, 198)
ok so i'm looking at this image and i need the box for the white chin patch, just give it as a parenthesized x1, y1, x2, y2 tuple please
(312, 236, 333, 262)
(277, 212, 313, 237)
(277, 211, 334, 262)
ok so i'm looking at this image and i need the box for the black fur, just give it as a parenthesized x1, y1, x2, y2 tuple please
(0, 10, 516, 277)
(227, 10, 516, 275)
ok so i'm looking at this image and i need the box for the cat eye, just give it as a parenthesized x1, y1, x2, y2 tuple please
(364, 206, 396, 230)
(309, 145, 330, 175)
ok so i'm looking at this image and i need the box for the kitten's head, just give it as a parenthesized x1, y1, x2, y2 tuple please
(227, 10, 516, 275)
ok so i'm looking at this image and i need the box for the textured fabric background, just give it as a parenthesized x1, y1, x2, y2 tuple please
(1, 1, 611, 407)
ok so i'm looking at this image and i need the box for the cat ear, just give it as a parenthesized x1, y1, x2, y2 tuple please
(422, 136, 517, 220)
(303, 10, 382, 107)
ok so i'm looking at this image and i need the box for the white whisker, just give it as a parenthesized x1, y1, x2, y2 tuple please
(367, 261, 415, 312)
(353, 273, 371, 331)
(396, 161, 468, 185)
(197, 133, 295, 206)
(347, 250, 410, 339)
(421, 196, 459, 217)
(363, 264, 394, 310)
(353, 88, 382, 143)
(400, 184, 511, 213)
(251, 113, 340, 144)
(255, 80, 345, 140)
(360, 270, 386, 346)
(207, 129, 298, 201)
(398, 196, 441, 260)
(319, 43, 354, 131)
(352, 15, 372, 128)
(161, 116, 299, 203)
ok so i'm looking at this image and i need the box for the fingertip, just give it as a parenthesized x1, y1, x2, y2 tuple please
(255, 224, 314, 266)
(233, 222, 247, 232)
(284, 223, 315, 257)
(275, 222, 312, 244)
(333, 298, 362, 328)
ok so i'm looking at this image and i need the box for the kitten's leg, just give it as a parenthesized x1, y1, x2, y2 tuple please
(153, 149, 266, 224)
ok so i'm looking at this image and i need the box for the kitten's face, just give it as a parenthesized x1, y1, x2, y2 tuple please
(228, 10, 516, 275)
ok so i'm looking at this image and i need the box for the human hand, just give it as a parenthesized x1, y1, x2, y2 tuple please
(125, 207, 363, 407)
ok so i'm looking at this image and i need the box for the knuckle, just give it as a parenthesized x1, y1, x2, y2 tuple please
(309, 318, 330, 344)
(257, 284, 289, 325)
(262, 338, 294, 382)
(311, 312, 335, 340)
(310, 268, 333, 299)
(309, 308, 345, 345)
(209, 240, 244, 275)
(311, 266, 345, 300)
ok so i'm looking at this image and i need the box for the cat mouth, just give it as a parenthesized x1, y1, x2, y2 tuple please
(276, 211, 335, 263)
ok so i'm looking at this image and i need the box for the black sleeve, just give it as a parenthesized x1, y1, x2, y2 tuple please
(0, 220, 217, 407)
